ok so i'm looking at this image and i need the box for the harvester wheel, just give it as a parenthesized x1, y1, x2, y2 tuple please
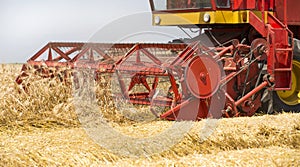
(273, 54, 300, 112)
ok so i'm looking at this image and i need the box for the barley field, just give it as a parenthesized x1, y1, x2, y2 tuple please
(0, 64, 299, 166)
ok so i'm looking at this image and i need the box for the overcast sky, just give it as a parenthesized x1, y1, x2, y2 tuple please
(0, 0, 193, 63)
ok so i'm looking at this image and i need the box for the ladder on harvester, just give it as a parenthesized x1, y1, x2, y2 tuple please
(248, 5, 294, 113)
(267, 13, 293, 90)
(249, 9, 293, 91)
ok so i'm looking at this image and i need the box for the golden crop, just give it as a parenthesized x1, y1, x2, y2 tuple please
(0, 64, 299, 166)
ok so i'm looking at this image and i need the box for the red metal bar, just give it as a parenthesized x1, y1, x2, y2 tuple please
(171, 41, 199, 66)
(261, 0, 265, 23)
(52, 55, 63, 62)
(115, 44, 139, 65)
(283, 0, 287, 26)
(29, 44, 50, 61)
(116, 71, 129, 99)
(49, 42, 84, 48)
(235, 81, 268, 106)
(267, 27, 275, 79)
(48, 49, 53, 61)
(160, 98, 192, 119)
(88, 49, 94, 61)
(71, 47, 90, 62)
(210, 0, 216, 10)
(93, 48, 113, 61)
(116, 65, 167, 76)
(249, 11, 267, 37)
(213, 45, 233, 59)
(168, 73, 180, 101)
(220, 71, 236, 85)
(269, 0, 274, 11)
(65, 47, 80, 56)
(52, 47, 72, 61)
(152, 76, 159, 90)
(140, 48, 162, 65)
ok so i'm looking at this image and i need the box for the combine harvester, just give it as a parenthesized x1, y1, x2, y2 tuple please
(17, 0, 300, 120)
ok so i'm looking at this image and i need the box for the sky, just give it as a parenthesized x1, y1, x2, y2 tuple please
(0, 0, 193, 63)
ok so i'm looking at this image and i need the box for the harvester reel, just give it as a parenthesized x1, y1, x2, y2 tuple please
(18, 41, 275, 121)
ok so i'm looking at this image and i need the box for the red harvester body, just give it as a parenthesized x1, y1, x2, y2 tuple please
(17, 0, 300, 120)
